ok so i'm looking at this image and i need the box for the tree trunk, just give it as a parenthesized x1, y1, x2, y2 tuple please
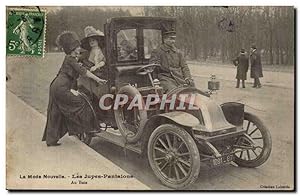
(275, 38, 280, 65)
(267, 23, 274, 65)
(280, 48, 284, 65)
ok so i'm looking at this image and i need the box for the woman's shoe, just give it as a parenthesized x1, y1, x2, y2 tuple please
(47, 142, 61, 147)
(86, 129, 101, 137)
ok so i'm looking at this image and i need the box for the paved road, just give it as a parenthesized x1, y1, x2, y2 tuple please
(188, 62, 294, 89)
(6, 53, 295, 190)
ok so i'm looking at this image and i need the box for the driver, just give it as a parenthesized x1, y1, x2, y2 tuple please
(149, 30, 195, 92)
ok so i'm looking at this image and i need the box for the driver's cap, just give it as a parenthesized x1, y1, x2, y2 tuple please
(163, 30, 176, 38)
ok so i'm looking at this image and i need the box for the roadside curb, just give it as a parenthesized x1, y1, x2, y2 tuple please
(7, 89, 91, 151)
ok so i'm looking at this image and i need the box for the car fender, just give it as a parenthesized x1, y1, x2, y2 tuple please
(140, 111, 200, 154)
(146, 111, 200, 129)
(221, 102, 245, 127)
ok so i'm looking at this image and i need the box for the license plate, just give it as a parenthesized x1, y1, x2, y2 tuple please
(211, 154, 234, 166)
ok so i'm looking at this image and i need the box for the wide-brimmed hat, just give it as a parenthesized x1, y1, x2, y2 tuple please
(81, 26, 104, 50)
(120, 40, 135, 52)
(56, 31, 80, 54)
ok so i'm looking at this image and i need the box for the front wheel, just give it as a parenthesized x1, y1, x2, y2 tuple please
(234, 112, 272, 168)
(147, 124, 200, 189)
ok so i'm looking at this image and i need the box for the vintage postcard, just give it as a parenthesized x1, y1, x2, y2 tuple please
(6, 6, 295, 190)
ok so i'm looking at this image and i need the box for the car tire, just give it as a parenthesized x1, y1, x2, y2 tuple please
(234, 112, 272, 168)
(114, 85, 147, 143)
(147, 124, 200, 189)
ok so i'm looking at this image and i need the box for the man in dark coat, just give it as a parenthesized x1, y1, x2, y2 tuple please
(233, 49, 249, 88)
(149, 30, 194, 92)
(250, 45, 263, 88)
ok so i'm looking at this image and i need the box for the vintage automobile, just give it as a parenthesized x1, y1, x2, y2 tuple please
(77, 17, 272, 189)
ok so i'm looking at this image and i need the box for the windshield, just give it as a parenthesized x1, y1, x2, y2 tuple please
(117, 29, 138, 62)
(143, 29, 162, 59)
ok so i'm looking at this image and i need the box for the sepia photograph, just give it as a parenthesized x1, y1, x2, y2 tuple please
(6, 5, 295, 190)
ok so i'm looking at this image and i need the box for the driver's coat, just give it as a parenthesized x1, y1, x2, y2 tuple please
(150, 44, 192, 92)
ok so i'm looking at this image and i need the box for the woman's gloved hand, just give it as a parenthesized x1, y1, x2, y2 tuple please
(96, 78, 107, 85)
(90, 65, 100, 72)
(70, 89, 79, 96)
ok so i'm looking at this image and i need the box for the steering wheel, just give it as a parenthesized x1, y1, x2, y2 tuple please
(136, 63, 161, 75)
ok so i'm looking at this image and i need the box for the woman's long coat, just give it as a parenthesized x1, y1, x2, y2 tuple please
(233, 53, 249, 80)
(42, 55, 95, 145)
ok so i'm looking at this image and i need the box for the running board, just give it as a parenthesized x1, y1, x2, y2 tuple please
(95, 131, 142, 154)
(194, 129, 245, 142)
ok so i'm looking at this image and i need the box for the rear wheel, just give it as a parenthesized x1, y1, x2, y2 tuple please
(147, 124, 200, 189)
(234, 112, 272, 167)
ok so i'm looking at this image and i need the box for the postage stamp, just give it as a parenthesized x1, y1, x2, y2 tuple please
(6, 8, 46, 57)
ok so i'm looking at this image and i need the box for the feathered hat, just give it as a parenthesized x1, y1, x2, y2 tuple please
(56, 31, 80, 55)
(120, 40, 135, 53)
(81, 26, 104, 50)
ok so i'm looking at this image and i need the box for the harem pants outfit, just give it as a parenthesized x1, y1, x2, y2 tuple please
(42, 55, 95, 145)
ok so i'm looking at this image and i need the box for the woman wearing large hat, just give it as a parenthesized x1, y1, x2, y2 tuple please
(42, 31, 106, 146)
(81, 26, 105, 71)
(77, 26, 107, 98)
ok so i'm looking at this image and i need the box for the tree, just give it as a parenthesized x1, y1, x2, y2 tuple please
(46, 7, 131, 52)
(144, 6, 294, 65)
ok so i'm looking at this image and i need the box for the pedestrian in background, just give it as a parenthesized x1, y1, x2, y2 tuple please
(233, 48, 249, 88)
(250, 45, 263, 88)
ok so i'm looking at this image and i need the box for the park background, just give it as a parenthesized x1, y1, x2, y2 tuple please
(43, 6, 295, 66)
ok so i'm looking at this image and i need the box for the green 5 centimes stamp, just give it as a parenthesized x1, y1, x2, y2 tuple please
(6, 8, 46, 57)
